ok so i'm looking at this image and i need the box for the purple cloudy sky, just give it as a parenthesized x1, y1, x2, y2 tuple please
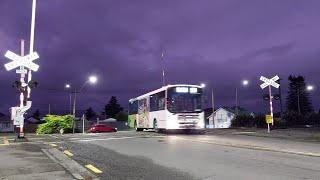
(1, 0, 320, 115)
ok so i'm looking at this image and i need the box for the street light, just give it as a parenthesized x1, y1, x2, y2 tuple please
(307, 85, 314, 91)
(242, 80, 249, 86)
(72, 75, 98, 134)
(89, 75, 97, 84)
(236, 79, 249, 115)
(200, 83, 206, 88)
(73, 75, 98, 115)
(65, 84, 72, 114)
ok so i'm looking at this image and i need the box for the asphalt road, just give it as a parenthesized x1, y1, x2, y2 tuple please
(31, 131, 320, 180)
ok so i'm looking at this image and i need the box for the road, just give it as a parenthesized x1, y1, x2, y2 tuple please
(25, 131, 320, 180)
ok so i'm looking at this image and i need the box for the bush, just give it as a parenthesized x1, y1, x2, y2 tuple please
(231, 115, 255, 128)
(273, 117, 287, 128)
(36, 115, 74, 134)
(305, 113, 320, 126)
(231, 114, 267, 128)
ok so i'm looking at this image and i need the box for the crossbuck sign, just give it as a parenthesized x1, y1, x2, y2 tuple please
(4, 50, 39, 72)
(260, 75, 280, 89)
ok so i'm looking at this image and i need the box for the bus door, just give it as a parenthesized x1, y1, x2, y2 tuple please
(138, 98, 150, 128)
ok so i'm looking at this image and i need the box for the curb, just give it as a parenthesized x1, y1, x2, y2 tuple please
(176, 137, 320, 157)
(42, 148, 100, 180)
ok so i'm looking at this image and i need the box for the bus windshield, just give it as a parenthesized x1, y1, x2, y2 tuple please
(167, 87, 203, 113)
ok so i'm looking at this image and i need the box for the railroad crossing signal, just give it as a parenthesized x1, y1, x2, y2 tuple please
(260, 75, 280, 133)
(4, 50, 39, 72)
(260, 75, 280, 89)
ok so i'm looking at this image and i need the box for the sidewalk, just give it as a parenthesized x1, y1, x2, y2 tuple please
(0, 143, 73, 180)
(181, 129, 320, 157)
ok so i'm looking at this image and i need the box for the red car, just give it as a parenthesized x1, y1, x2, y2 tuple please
(89, 124, 117, 133)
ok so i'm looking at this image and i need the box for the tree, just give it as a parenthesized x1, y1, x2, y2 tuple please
(85, 107, 96, 120)
(32, 109, 41, 119)
(104, 96, 123, 118)
(286, 75, 313, 115)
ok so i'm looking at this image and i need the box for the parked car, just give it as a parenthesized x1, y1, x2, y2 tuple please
(89, 124, 117, 133)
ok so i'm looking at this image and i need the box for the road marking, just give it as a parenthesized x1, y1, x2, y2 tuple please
(85, 164, 103, 174)
(76, 136, 136, 142)
(175, 136, 320, 157)
(63, 150, 74, 157)
(49, 143, 58, 147)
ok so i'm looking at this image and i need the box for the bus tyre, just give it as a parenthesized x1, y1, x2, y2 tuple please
(153, 119, 159, 132)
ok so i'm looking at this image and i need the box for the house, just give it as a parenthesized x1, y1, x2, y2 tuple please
(0, 113, 14, 133)
(26, 117, 41, 124)
(207, 107, 235, 129)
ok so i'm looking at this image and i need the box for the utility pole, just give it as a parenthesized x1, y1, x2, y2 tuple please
(235, 87, 238, 115)
(82, 114, 85, 134)
(278, 78, 283, 116)
(211, 88, 215, 128)
(69, 93, 72, 114)
(72, 90, 77, 134)
(48, 104, 51, 115)
(161, 51, 166, 86)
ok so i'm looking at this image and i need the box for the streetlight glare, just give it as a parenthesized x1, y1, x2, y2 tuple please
(89, 76, 97, 84)
(307, 85, 314, 91)
(200, 83, 206, 88)
(65, 84, 71, 89)
(242, 80, 249, 86)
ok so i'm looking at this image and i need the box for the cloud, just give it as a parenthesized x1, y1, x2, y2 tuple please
(1, 0, 320, 112)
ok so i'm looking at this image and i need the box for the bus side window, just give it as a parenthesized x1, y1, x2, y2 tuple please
(158, 91, 165, 110)
(150, 91, 165, 112)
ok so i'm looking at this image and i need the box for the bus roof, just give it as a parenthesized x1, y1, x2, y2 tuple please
(129, 84, 203, 102)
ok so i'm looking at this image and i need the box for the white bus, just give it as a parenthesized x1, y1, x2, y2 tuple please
(128, 84, 204, 131)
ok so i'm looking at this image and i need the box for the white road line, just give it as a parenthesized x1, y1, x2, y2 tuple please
(76, 136, 136, 142)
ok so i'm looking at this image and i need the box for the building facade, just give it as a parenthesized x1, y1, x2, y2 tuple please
(207, 107, 235, 129)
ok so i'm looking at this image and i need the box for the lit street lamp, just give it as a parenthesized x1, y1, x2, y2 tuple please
(73, 75, 98, 115)
(71, 75, 98, 134)
(235, 80, 249, 115)
(242, 80, 249, 86)
(307, 85, 314, 91)
(65, 84, 72, 114)
(297, 85, 314, 115)
(89, 76, 97, 84)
